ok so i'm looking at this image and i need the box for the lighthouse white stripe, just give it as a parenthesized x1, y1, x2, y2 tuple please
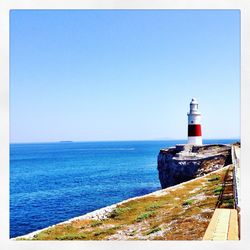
(188, 136, 202, 145)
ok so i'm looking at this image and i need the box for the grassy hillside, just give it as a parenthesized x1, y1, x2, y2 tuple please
(17, 165, 234, 240)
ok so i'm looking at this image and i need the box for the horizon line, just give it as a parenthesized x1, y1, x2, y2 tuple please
(10, 138, 241, 144)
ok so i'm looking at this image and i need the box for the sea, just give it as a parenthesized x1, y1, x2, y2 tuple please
(10, 139, 238, 238)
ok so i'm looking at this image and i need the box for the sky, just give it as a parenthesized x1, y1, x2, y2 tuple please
(10, 10, 240, 143)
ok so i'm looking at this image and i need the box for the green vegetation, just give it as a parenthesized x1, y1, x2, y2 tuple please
(182, 199, 194, 206)
(17, 166, 233, 241)
(136, 211, 155, 222)
(144, 227, 161, 235)
(93, 230, 105, 236)
(92, 226, 120, 239)
(55, 233, 87, 240)
(108, 207, 132, 219)
(129, 229, 137, 236)
(221, 198, 235, 208)
(145, 201, 163, 211)
(90, 220, 102, 227)
(214, 186, 223, 195)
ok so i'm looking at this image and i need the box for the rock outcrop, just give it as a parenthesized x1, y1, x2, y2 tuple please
(157, 144, 232, 189)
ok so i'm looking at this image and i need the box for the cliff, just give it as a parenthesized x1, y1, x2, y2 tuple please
(157, 144, 232, 189)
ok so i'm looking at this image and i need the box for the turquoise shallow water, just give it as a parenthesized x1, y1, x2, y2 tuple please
(10, 139, 238, 238)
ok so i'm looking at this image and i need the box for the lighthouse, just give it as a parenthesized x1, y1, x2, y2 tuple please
(187, 98, 202, 145)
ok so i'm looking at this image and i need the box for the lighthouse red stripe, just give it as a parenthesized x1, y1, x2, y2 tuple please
(188, 124, 202, 136)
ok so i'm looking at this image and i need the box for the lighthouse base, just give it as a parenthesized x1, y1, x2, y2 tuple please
(188, 136, 202, 145)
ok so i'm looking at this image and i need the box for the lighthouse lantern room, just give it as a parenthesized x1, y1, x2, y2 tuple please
(187, 98, 202, 145)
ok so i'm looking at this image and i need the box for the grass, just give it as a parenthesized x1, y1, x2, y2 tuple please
(17, 166, 233, 241)
(93, 230, 105, 236)
(220, 198, 235, 208)
(55, 233, 87, 240)
(108, 207, 132, 219)
(128, 229, 137, 236)
(90, 220, 102, 227)
(92, 226, 121, 239)
(135, 211, 155, 222)
(182, 199, 194, 206)
(144, 227, 161, 235)
(145, 202, 163, 211)
(214, 186, 224, 195)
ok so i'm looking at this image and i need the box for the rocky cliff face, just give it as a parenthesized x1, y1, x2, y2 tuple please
(157, 144, 232, 189)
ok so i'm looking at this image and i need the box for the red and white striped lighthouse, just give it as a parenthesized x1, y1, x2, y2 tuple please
(187, 98, 202, 145)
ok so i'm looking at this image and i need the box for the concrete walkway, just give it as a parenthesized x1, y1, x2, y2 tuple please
(203, 208, 239, 240)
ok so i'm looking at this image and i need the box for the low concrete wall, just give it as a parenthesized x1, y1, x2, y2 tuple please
(232, 145, 240, 210)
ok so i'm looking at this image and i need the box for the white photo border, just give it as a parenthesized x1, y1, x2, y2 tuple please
(1, 0, 249, 249)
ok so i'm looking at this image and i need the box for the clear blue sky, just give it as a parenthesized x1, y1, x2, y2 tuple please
(10, 10, 240, 143)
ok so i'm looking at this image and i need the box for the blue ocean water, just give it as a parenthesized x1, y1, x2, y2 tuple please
(10, 139, 238, 238)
